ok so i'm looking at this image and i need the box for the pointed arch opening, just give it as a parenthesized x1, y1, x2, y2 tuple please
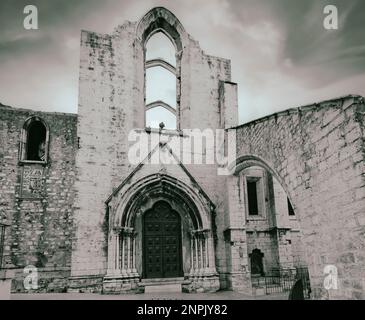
(146, 32, 176, 67)
(144, 31, 178, 130)
(145, 65, 176, 108)
(105, 174, 218, 284)
(19, 116, 50, 164)
(138, 8, 184, 131)
(230, 156, 309, 277)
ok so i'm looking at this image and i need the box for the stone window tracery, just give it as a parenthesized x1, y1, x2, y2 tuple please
(144, 32, 179, 130)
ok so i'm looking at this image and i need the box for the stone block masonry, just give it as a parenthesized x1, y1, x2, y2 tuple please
(0, 104, 77, 292)
(1, 6, 364, 299)
(234, 95, 365, 299)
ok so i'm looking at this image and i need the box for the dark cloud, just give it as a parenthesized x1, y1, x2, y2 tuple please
(0, 0, 364, 123)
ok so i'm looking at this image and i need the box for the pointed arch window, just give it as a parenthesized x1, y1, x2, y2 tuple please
(19, 116, 50, 164)
(146, 32, 176, 67)
(144, 32, 178, 130)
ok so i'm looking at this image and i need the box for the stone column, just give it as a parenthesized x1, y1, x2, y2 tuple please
(196, 234, 202, 276)
(202, 230, 212, 275)
(189, 232, 195, 276)
(106, 227, 121, 276)
(106, 232, 116, 275)
(118, 227, 140, 279)
(201, 234, 205, 270)
(194, 233, 199, 276)
(205, 234, 209, 268)
(126, 230, 132, 275)
(201, 230, 217, 275)
(190, 231, 201, 276)
(115, 232, 120, 271)
(204, 235, 209, 269)
(131, 231, 138, 276)
(196, 229, 217, 276)
(120, 232, 127, 277)
(207, 233, 217, 274)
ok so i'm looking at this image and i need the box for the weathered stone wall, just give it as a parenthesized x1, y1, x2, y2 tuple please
(225, 163, 305, 285)
(290, 230, 306, 267)
(246, 231, 279, 272)
(2, 7, 361, 299)
(0, 104, 77, 292)
(234, 95, 365, 299)
(72, 7, 237, 289)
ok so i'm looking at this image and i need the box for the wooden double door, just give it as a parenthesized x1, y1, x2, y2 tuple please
(143, 201, 183, 279)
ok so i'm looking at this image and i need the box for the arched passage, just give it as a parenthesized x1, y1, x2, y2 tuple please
(225, 155, 308, 293)
(231, 155, 296, 210)
(232, 97, 365, 299)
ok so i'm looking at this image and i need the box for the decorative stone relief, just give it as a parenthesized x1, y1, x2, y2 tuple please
(20, 165, 45, 198)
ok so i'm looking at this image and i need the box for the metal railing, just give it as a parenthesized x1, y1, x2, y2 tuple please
(251, 266, 311, 298)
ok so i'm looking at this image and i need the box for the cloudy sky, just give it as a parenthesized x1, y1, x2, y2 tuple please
(0, 0, 364, 124)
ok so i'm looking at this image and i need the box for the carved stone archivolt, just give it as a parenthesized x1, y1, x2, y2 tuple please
(104, 173, 218, 289)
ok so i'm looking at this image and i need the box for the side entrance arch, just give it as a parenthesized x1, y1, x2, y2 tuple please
(143, 201, 183, 278)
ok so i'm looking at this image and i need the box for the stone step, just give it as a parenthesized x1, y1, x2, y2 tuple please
(141, 277, 185, 285)
(139, 277, 190, 293)
(144, 283, 182, 293)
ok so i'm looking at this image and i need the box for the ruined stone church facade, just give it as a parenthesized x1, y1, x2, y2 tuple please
(0, 8, 364, 299)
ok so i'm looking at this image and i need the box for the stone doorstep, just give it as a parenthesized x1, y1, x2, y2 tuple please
(140, 277, 186, 285)
(139, 277, 190, 293)
(144, 283, 182, 293)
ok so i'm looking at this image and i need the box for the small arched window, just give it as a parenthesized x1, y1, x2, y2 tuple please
(20, 117, 49, 163)
(145, 32, 178, 130)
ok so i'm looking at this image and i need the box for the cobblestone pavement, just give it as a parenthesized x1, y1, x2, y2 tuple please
(10, 291, 289, 300)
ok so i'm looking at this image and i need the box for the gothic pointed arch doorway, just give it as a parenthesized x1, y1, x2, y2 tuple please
(104, 173, 220, 293)
(143, 200, 183, 279)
